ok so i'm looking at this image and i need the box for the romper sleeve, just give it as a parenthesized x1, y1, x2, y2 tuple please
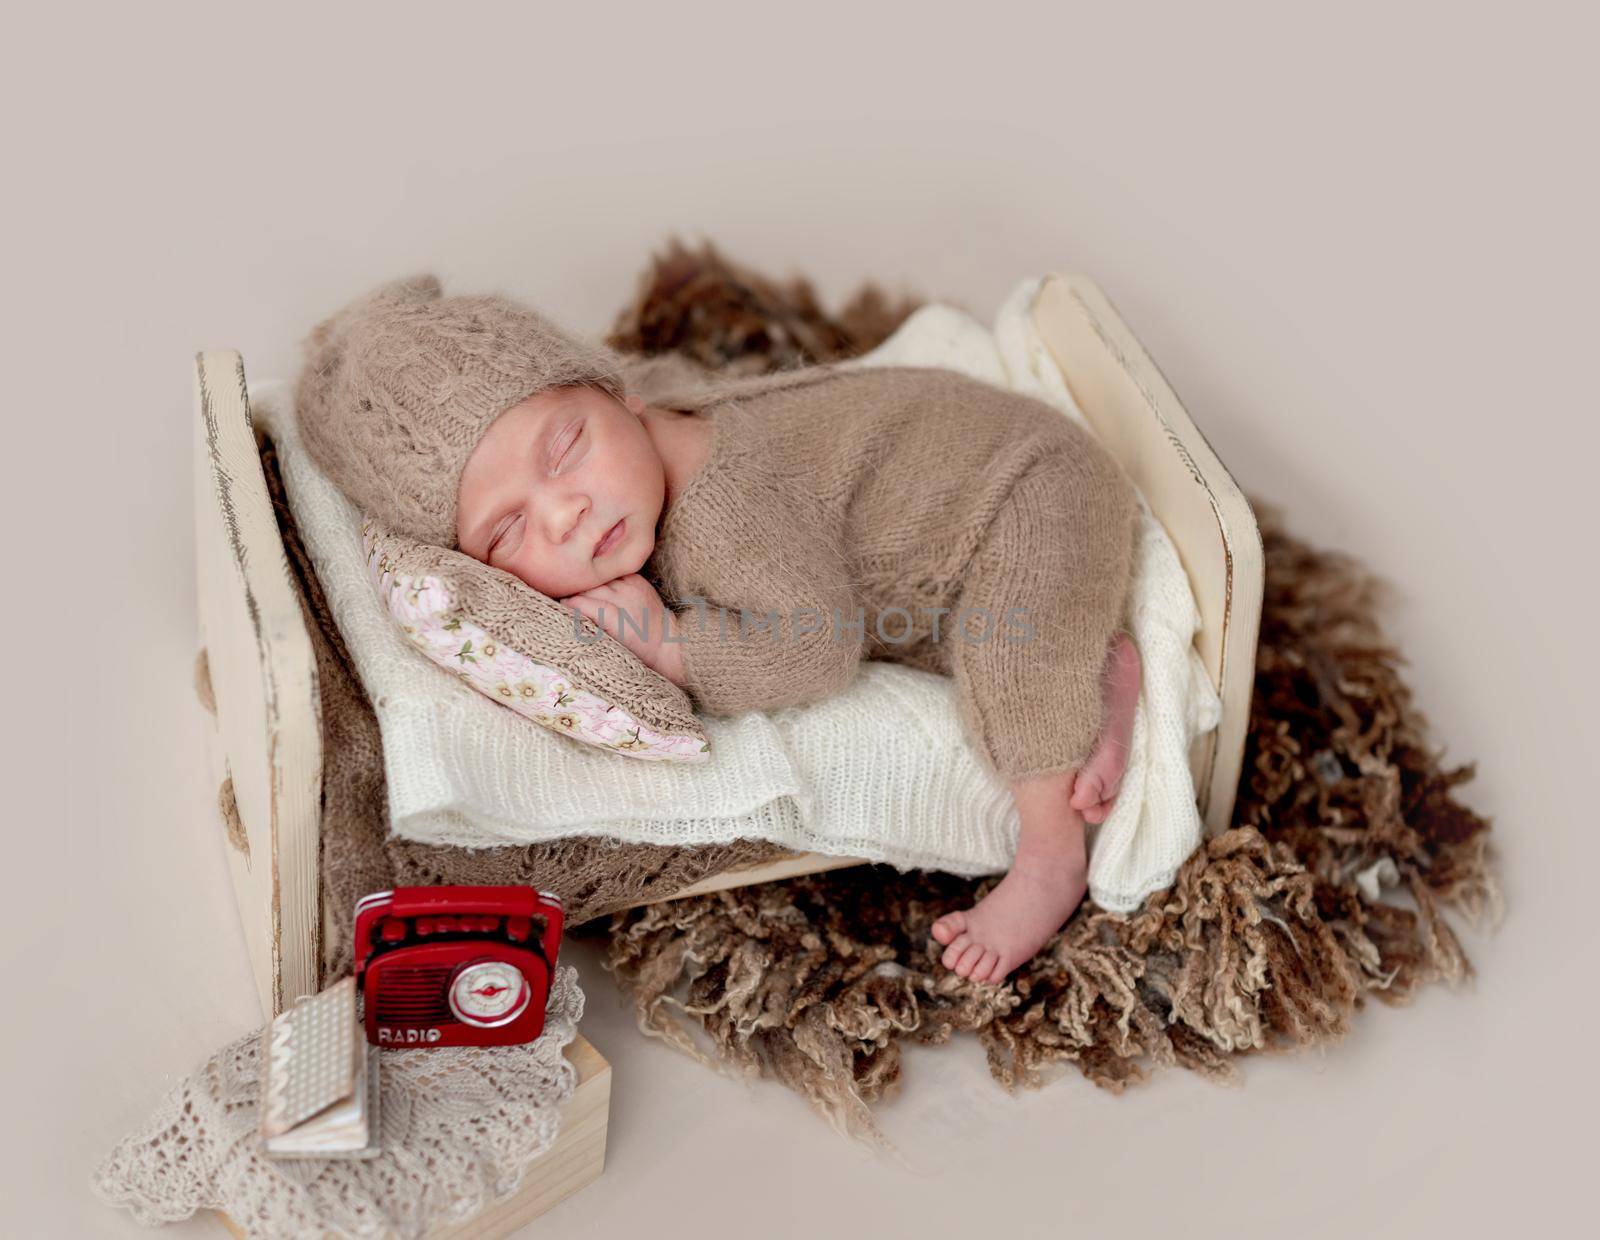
(667, 520, 867, 717)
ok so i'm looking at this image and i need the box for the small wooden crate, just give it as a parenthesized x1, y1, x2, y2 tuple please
(215, 1033, 611, 1239)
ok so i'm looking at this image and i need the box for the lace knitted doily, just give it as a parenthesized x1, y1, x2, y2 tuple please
(91, 965, 586, 1239)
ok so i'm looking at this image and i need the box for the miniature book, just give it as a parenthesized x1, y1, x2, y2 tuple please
(259, 976, 380, 1159)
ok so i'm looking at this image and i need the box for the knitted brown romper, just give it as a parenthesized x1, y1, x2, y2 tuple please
(642, 364, 1141, 783)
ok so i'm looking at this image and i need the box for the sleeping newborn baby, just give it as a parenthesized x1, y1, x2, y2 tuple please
(297, 274, 1142, 985)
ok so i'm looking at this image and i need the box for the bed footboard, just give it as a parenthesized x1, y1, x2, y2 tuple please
(1032, 274, 1262, 833)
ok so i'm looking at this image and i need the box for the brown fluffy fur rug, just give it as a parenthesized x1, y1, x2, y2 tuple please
(571, 238, 1504, 1144)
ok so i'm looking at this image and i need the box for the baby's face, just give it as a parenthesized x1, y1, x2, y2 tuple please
(454, 384, 664, 599)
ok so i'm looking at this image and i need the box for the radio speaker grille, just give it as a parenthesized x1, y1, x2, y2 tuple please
(372, 965, 453, 1026)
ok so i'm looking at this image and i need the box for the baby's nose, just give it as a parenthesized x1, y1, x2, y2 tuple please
(552, 496, 589, 543)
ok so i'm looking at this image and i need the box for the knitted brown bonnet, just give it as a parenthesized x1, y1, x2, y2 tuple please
(293, 273, 629, 549)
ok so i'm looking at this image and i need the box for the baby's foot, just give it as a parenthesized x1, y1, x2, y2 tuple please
(929, 829, 1088, 984)
(1069, 632, 1142, 825)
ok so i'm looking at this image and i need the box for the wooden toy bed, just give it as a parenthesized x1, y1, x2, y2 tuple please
(193, 271, 1264, 1024)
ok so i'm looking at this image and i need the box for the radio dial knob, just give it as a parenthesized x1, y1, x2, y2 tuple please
(448, 959, 532, 1028)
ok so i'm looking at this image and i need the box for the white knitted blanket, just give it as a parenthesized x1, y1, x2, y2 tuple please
(254, 274, 1221, 913)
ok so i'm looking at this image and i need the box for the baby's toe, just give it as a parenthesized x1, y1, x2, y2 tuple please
(1070, 773, 1101, 812)
(954, 941, 987, 977)
(974, 948, 1000, 983)
(941, 933, 974, 971)
(931, 911, 967, 946)
(1089, 785, 1125, 823)
(1083, 775, 1112, 813)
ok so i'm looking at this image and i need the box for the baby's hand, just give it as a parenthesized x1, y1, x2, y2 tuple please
(559, 573, 685, 686)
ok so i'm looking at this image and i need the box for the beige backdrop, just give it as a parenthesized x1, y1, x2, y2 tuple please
(4, 1, 1595, 1236)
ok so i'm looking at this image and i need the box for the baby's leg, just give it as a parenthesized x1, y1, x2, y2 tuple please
(944, 443, 1139, 791)
(931, 631, 1141, 983)
(931, 769, 1087, 984)
(932, 440, 1141, 982)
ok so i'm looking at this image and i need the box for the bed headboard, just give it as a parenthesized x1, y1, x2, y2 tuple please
(193, 351, 323, 1016)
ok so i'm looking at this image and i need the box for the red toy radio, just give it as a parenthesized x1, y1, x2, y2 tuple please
(353, 885, 564, 1048)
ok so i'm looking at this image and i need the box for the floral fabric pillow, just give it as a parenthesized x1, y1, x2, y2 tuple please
(361, 517, 709, 761)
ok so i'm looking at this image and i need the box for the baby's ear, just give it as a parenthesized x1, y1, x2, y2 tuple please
(623, 392, 646, 416)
